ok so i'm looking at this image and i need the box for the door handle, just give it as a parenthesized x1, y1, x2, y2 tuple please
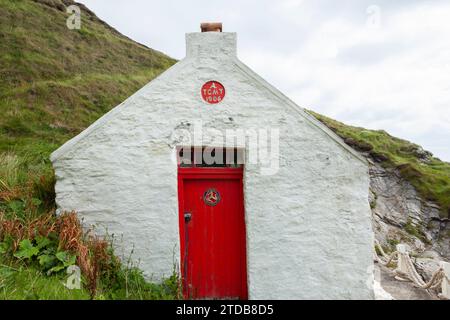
(184, 212, 192, 223)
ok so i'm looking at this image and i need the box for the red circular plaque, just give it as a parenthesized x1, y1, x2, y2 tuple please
(201, 81, 225, 104)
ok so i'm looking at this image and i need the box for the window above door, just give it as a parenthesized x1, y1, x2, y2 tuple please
(177, 147, 244, 168)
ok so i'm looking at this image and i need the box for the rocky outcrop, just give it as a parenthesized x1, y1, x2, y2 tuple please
(368, 159, 449, 295)
(369, 160, 449, 260)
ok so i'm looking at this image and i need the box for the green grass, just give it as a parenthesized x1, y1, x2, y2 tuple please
(96, 264, 181, 300)
(0, 0, 180, 300)
(1, 0, 449, 299)
(0, 256, 180, 300)
(0, 0, 175, 164)
(0, 0, 175, 228)
(310, 111, 450, 218)
(403, 218, 431, 244)
(0, 262, 91, 300)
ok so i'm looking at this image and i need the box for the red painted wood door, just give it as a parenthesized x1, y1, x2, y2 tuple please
(178, 168, 248, 299)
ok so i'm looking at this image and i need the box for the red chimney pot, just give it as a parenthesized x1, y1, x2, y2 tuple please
(201, 22, 222, 32)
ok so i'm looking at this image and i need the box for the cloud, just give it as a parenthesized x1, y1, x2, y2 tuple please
(81, 0, 450, 160)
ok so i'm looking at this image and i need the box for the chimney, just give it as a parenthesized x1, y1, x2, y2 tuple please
(201, 22, 222, 32)
(186, 22, 236, 58)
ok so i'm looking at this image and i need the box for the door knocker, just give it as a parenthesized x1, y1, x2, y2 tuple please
(203, 188, 220, 206)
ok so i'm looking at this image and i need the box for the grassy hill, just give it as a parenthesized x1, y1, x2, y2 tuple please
(0, 0, 175, 163)
(0, 0, 177, 300)
(0, 0, 448, 299)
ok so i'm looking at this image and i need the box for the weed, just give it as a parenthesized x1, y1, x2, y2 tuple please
(0, 0, 180, 300)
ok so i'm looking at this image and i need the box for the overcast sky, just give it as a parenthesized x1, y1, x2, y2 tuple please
(80, 0, 450, 161)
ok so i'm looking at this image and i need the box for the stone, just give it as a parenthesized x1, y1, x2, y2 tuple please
(414, 258, 440, 282)
(370, 162, 449, 262)
(441, 261, 450, 299)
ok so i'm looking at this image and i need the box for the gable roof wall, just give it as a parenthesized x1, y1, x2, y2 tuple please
(51, 32, 366, 165)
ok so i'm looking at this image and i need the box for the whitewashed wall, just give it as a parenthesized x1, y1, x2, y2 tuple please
(51, 32, 374, 299)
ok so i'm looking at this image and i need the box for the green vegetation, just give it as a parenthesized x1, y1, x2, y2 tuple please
(0, 207, 181, 300)
(0, 263, 91, 300)
(1, 0, 449, 299)
(370, 193, 378, 209)
(0, 0, 175, 164)
(386, 238, 400, 251)
(310, 111, 450, 218)
(0, 246, 180, 300)
(0, 0, 179, 300)
(403, 218, 431, 244)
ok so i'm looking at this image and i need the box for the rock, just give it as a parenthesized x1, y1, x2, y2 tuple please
(368, 160, 450, 298)
(414, 147, 433, 163)
(420, 250, 441, 259)
(343, 138, 373, 152)
(376, 264, 436, 300)
(414, 239, 425, 252)
(414, 258, 441, 282)
(369, 151, 389, 163)
(374, 280, 394, 300)
(369, 162, 449, 259)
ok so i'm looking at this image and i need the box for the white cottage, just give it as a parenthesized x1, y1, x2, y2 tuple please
(51, 23, 374, 300)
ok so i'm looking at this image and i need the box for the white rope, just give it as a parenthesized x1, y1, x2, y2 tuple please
(373, 240, 398, 266)
(395, 250, 444, 290)
(401, 253, 444, 289)
(374, 239, 392, 260)
(374, 241, 446, 295)
(400, 251, 425, 286)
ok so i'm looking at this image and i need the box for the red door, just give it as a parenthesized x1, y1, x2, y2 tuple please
(178, 168, 248, 299)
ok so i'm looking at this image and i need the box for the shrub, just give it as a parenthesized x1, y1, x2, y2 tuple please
(0, 210, 181, 299)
